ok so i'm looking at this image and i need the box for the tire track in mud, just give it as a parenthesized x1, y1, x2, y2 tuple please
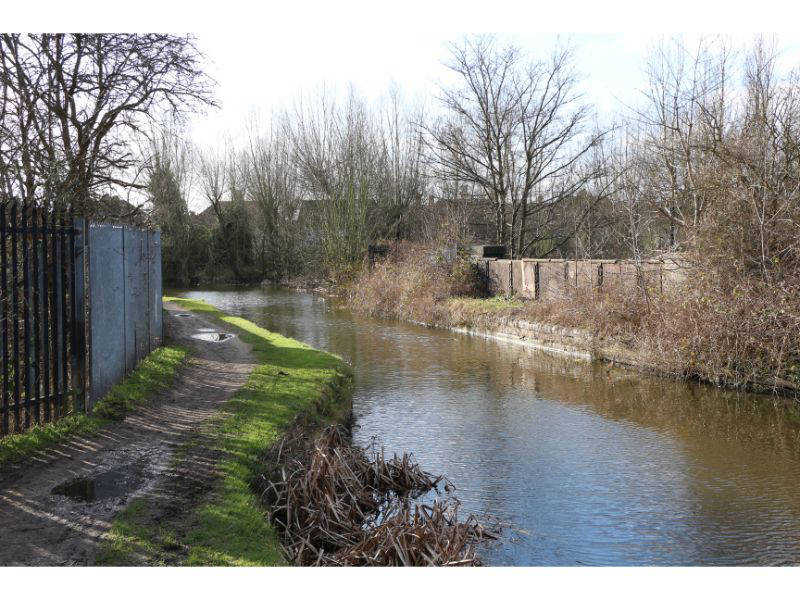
(0, 302, 254, 566)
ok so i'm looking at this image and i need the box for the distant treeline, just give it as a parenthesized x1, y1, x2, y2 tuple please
(147, 36, 799, 296)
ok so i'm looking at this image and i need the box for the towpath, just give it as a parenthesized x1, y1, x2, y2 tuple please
(0, 302, 253, 565)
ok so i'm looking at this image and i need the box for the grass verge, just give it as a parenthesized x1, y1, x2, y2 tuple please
(0, 345, 188, 472)
(448, 296, 524, 313)
(96, 297, 352, 566)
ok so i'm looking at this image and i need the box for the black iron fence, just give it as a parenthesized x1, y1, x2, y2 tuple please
(0, 200, 86, 436)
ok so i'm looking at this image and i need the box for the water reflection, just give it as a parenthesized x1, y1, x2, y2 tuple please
(172, 287, 800, 566)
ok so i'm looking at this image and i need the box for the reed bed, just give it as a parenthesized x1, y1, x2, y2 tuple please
(256, 425, 497, 566)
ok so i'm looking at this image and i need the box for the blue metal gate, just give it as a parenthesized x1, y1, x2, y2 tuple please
(0, 200, 162, 437)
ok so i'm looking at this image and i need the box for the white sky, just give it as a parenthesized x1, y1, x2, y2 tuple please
(7, 0, 800, 200)
(188, 32, 641, 146)
(9, 0, 800, 149)
(188, 28, 800, 148)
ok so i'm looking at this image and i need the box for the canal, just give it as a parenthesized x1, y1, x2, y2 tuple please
(173, 287, 800, 566)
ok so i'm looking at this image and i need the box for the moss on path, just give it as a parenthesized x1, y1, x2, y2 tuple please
(96, 297, 352, 566)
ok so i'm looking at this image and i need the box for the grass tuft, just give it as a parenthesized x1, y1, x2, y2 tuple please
(92, 346, 189, 420)
(0, 345, 188, 471)
(449, 296, 524, 312)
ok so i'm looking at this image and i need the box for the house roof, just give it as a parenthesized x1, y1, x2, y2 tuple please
(191, 200, 264, 228)
(90, 195, 152, 227)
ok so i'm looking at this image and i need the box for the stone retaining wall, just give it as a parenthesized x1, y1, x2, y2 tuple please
(478, 257, 684, 299)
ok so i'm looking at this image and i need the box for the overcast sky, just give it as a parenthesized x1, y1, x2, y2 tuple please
(186, 30, 800, 148)
(10, 0, 800, 210)
(10, 0, 800, 148)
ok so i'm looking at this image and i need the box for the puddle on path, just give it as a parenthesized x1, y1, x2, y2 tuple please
(175, 313, 192, 318)
(51, 462, 147, 503)
(191, 332, 234, 342)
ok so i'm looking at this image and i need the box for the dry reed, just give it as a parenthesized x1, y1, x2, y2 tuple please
(256, 425, 498, 566)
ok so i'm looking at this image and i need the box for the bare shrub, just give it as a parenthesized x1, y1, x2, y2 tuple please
(449, 253, 488, 298)
(349, 243, 453, 323)
(640, 270, 800, 393)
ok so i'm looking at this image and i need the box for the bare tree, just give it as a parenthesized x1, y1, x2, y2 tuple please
(425, 36, 606, 258)
(624, 35, 800, 279)
(196, 145, 260, 282)
(147, 124, 202, 285)
(722, 37, 800, 280)
(0, 34, 216, 211)
(244, 114, 302, 280)
(632, 36, 733, 248)
(290, 88, 381, 273)
(606, 127, 660, 260)
(375, 86, 428, 240)
(198, 147, 229, 221)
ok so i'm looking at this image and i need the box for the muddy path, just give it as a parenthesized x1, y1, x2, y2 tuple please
(0, 302, 254, 566)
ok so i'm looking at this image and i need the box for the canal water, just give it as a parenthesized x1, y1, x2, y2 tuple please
(173, 287, 800, 566)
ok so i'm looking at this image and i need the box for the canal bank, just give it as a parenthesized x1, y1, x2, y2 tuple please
(414, 306, 683, 383)
(347, 279, 800, 397)
(345, 246, 800, 398)
(96, 298, 353, 566)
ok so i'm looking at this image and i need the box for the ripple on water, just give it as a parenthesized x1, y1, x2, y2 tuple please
(173, 287, 800, 566)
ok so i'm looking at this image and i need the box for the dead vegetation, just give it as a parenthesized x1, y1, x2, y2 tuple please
(256, 424, 498, 566)
(348, 242, 485, 325)
(349, 241, 647, 337)
(349, 242, 800, 396)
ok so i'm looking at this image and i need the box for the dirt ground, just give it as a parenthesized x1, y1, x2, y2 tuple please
(0, 302, 254, 566)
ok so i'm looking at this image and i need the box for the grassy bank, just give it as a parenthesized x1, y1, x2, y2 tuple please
(96, 297, 352, 566)
(0, 345, 188, 471)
